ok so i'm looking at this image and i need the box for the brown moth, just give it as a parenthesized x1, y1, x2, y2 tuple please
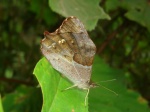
(41, 16, 96, 106)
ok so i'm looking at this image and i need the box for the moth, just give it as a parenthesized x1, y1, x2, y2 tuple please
(40, 16, 117, 106)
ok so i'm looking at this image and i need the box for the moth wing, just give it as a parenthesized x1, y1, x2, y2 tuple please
(41, 17, 96, 85)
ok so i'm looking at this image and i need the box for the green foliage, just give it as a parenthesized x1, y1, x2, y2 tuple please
(33, 58, 88, 112)
(2, 86, 42, 112)
(105, 0, 150, 32)
(1, 0, 150, 112)
(33, 56, 149, 112)
(90, 57, 149, 112)
(49, 0, 110, 30)
(30, 0, 58, 26)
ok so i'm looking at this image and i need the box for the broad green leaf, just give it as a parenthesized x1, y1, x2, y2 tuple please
(33, 58, 88, 112)
(2, 86, 42, 112)
(89, 57, 149, 112)
(33, 56, 149, 112)
(0, 95, 4, 112)
(49, 0, 110, 31)
(105, 0, 120, 12)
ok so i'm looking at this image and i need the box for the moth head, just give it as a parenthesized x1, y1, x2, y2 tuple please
(89, 81, 99, 88)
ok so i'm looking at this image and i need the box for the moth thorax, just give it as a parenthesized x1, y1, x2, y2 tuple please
(77, 82, 91, 89)
(78, 81, 97, 89)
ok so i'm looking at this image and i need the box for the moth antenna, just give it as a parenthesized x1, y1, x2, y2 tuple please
(97, 84, 118, 96)
(97, 79, 116, 83)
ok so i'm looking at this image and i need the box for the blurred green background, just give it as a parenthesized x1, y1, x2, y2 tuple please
(0, 0, 150, 112)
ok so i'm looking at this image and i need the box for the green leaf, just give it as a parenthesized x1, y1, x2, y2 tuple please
(33, 58, 88, 112)
(105, 0, 120, 12)
(49, 0, 110, 31)
(33, 56, 149, 112)
(0, 95, 4, 112)
(89, 56, 149, 112)
(122, 0, 150, 32)
(105, 0, 150, 32)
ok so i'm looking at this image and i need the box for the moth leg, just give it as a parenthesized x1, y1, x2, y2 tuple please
(61, 85, 77, 92)
(84, 89, 89, 106)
